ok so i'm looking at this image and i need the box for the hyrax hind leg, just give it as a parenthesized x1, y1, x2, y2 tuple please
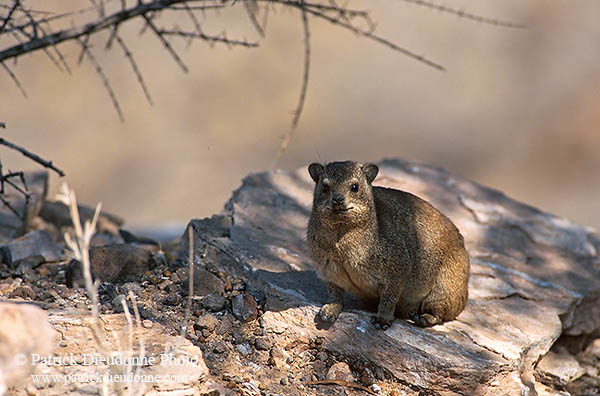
(410, 282, 467, 327)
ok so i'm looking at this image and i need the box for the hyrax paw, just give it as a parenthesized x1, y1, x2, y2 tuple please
(409, 312, 441, 327)
(318, 303, 342, 323)
(371, 315, 393, 330)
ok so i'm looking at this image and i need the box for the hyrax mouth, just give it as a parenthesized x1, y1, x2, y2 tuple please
(329, 206, 353, 214)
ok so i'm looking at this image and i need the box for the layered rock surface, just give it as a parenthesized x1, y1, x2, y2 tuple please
(186, 159, 600, 395)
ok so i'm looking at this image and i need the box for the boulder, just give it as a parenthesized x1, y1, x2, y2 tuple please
(183, 159, 600, 395)
(66, 244, 157, 287)
(0, 302, 56, 393)
(0, 230, 63, 268)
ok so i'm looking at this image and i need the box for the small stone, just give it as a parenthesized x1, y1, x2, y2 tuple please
(258, 383, 267, 390)
(587, 338, 600, 358)
(111, 295, 127, 312)
(535, 351, 585, 386)
(215, 318, 232, 336)
(9, 285, 35, 299)
(327, 362, 355, 382)
(196, 314, 220, 332)
(213, 342, 227, 354)
(231, 293, 258, 323)
(254, 338, 271, 351)
(236, 343, 252, 357)
(201, 293, 226, 311)
(163, 294, 181, 306)
(142, 320, 153, 329)
(25, 383, 37, 395)
(120, 282, 142, 297)
(181, 268, 225, 296)
(371, 384, 382, 393)
(280, 377, 288, 386)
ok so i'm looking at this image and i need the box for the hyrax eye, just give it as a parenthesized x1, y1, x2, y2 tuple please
(350, 183, 359, 192)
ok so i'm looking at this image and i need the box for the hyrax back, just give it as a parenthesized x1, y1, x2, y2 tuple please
(306, 161, 469, 329)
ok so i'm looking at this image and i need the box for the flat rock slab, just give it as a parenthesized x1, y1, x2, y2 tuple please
(188, 159, 600, 395)
(7, 312, 209, 396)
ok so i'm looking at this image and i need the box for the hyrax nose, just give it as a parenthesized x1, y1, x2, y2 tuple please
(332, 193, 345, 206)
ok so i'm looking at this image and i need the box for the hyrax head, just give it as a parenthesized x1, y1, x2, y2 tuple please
(308, 161, 379, 224)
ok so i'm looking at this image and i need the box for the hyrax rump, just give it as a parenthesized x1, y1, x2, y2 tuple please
(306, 161, 469, 329)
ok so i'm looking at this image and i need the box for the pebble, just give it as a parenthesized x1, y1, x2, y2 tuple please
(196, 313, 220, 332)
(162, 294, 181, 306)
(213, 342, 227, 354)
(326, 361, 355, 382)
(236, 343, 252, 357)
(254, 337, 271, 351)
(201, 293, 227, 311)
(111, 294, 127, 312)
(231, 293, 258, 323)
(9, 285, 35, 299)
(142, 319, 153, 328)
(371, 384, 382, 393)
(280, 377, 288, 386)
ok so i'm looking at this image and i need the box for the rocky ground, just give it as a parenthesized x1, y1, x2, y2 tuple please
(0, 162, 599, 396)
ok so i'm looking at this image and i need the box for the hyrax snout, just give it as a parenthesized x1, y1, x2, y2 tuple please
(306, 161, 470, 329)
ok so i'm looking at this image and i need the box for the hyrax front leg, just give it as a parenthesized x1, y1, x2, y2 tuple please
(318, 282, 344, 323)
(371, 281, 402, 330)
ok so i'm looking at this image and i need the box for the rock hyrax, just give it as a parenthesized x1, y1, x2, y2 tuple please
(307, 161, 469, 329)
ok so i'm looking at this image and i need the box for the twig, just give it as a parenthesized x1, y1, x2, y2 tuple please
(1, 61, 27, 97)
(0, 0, 20, 34)
(56, 183, 104, 343)
(305, 379, 378, 395)
(142, 13, 189, 73)
(113, 33, 154, 105)
(158, 29, 259, 47)
(399, 0, 526, 29)
(180, 226, 194, 338)
(77, 37, 125, 122)
(0, 136, 65, 176)
(271, 1, 310, 167)
(300, 4, 445, 71)
(244, 0, 265, 37)
(0, 194, 22, 218)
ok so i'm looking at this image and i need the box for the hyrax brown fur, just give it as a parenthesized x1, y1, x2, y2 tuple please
(307, 161, 469, 329)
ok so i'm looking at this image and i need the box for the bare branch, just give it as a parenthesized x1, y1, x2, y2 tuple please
(1, 0, 191, 63)
(159, 29, 259, 48)
(297, 2, 445, 71)
(77, 37, 125, 122)
(0, 137, 65, 176)
(142, 13, 189, 73)
(1, 61, 27, 97)
(113, 33, 154, 105)
(400, 0, 526, 29)
(0, 0, 20, 34)
(272, 1, 310, 167)
(244, 0, 265, 37)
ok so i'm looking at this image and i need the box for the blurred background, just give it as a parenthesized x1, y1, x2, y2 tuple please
(1, 0, 599, 235)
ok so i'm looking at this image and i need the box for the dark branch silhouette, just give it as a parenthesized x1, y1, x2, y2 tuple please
(0, 0, 523, 167)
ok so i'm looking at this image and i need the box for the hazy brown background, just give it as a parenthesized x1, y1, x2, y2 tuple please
(1, 0, 599, 234)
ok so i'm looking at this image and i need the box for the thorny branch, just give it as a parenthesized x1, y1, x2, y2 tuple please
(0, 0, 523, 161)
(0, 136, 66, 177)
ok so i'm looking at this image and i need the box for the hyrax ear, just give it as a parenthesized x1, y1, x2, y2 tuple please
(362, 163, 379, 184)
(308, 163, 324, 183)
